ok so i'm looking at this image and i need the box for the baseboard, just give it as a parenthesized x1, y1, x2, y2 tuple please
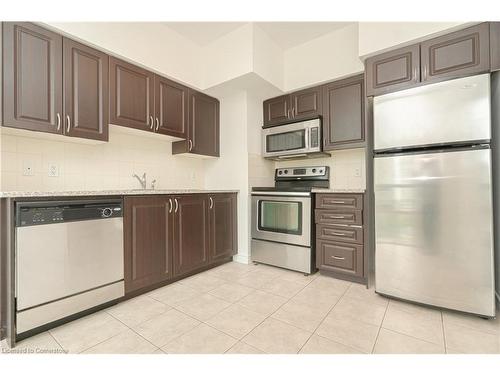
(232, 254, 250, 264)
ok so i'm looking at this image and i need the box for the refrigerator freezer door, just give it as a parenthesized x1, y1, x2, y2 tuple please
(374, 74, 491, 151)
(374, 148, 495, 316)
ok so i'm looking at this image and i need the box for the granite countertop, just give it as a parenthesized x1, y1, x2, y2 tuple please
(0, 189, 239, 198)
(311, 188, 366, 193)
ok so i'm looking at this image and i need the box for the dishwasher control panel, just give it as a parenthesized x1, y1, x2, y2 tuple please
(16, 200, 123, 227)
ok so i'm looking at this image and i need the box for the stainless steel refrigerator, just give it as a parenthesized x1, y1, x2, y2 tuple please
(374, 73, 496, 317)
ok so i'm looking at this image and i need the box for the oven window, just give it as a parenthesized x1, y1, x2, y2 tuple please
(258, 200, 302, 235)
(266, 130, 306, 153)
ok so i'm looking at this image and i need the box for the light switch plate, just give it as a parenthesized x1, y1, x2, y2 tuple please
(48, 163, 59, 177)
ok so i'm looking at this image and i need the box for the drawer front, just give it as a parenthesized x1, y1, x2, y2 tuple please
(316, 224, 363, 244)
(317, 240, 363, 277)
(315, 209, 362, 226)
(316, 194, 363, 210)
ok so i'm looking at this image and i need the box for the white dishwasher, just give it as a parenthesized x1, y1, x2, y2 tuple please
(15, 199, 124, 335)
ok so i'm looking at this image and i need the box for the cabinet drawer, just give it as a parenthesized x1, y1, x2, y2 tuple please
(316, 240, 363, 277)
(316, 194, 363, 210)
(316, 224, 363, 244)
(315, 209, 362, 226)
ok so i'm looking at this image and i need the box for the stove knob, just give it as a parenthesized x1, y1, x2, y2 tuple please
(278, 170, 282, 175)
(284, 170, 288, 174)
(312, 168, 317, 173)
(101, 208, 113, 218)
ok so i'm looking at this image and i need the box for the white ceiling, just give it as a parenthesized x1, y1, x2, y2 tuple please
(255, 22, 353, 49)
(164, 22, 353, 49)
(163, 22, 246, 46)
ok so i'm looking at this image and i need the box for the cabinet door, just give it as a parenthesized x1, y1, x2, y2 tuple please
(421, 23, 490, 83)
(263, 95, 291, 127)
(63, 38, 109, 141)
(155, 75, 188, 138)
(173, 195, 210, 277)
(109, 57, 154, 131)
(2, 22, 63, 134)
(189, 91, 220, 156)
(322, 75, 364, 150)
(290, 87, 322, 121)
(316, 240, 363, 277)
(365, 44, 420, 96)
(209, 194, 237, 263)
(491, 22, 500, 71)
(124, 196, 172, 294)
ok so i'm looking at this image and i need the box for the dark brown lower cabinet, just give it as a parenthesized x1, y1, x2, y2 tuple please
(124, 193, 237, 295)
(315, 193, 366, 283)
(124, 196, 172, 294)
(172, 194, 210, 277)
(209, 194, 237, 263)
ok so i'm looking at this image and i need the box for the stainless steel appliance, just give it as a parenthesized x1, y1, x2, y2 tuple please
(15, 199, 125, 335)
(251, 166, 329, 273)
(262, 118, 329, 160)
(374, 73, 496, 317)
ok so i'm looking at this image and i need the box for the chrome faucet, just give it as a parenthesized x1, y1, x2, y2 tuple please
(151, 179, 157, 190)
(132, 172, 147, 189)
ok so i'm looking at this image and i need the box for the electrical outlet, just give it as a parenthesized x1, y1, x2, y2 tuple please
(22, 160, 35, 176)
(190, 172, 196, 182)
(48, 163, 59, 177)
(354, 167, 361, 177)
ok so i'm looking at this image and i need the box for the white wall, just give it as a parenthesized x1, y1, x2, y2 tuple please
(45, 22, 203, 89)
(204, 91, 250, 263)
(284, 23, 364, 91)
(201, 24, 254, 89)
(358, 22, 468, 58)
(252, 25, 285, 90)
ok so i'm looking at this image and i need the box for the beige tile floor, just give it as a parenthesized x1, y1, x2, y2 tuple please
(1, 261, 500, 354)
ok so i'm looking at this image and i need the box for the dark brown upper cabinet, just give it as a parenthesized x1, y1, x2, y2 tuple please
(2, 22, 63, 134)
(173, 194, 210, 277)
(124, 196, 173, 294)
(365, 44, 420, 96)
(263, 95, 290, 127)
(491, 22, 500, 71)
(109, 56, 155, 131)
(421, 23, 490, 83)
(63, 38, 109, 141)
(209, 194, 237, 263)
(154, 75, 188, 138)
(290, 86, 322, 121)
(172, 91, 220, 157)
(322, 74, 365, 151)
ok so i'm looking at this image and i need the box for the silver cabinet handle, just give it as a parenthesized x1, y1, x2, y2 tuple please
(66, 115, 71, 133)
(56, 113, 61, 131)
(414, 65, 419, 82)
(331, 201, 345, 204)
(329, 215, 345, 219)
(188, 139, 193, 151)
(155, 117, 159, 132)
(331, 255, 345, 260)
(291, 106, 295, 118)
(332, 232, 346, 236)
(168, 198, 173, 213)
(209, 197, 213, 209)
(174, 198, 179, 213)
(149, 115, 154, 130)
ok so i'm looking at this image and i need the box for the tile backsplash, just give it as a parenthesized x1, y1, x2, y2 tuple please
(274, 148, 366, 190)
(0, 126, 206, 191)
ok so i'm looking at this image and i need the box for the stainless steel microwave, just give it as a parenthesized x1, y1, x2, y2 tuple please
(262, 118, 327, 160)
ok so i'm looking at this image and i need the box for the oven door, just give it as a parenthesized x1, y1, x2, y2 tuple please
(251, 194, 311, 247)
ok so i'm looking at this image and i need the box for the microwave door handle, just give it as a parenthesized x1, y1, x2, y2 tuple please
(305, 127, 310, 149)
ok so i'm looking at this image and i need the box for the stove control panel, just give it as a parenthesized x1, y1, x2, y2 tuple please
(276, 166, 328, 179)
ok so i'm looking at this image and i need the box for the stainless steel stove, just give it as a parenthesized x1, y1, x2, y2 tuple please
(250, 166, 329, 274)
